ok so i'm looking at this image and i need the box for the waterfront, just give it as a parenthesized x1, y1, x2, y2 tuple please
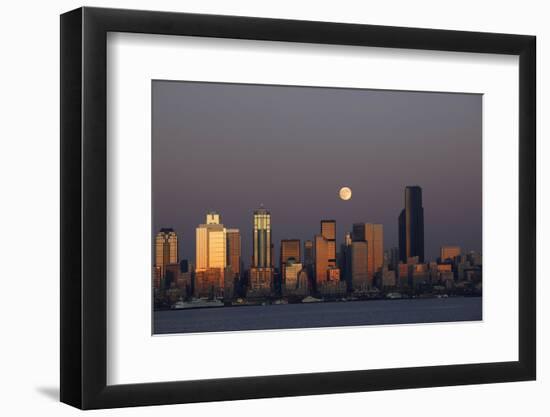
(153, 296, 482, 334)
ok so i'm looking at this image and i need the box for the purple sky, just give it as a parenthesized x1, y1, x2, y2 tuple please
(152, 81, 482, 267)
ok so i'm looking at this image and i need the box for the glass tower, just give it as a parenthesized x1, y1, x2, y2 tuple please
(398, 186, 425, 263)
(195, 212, 226, 271)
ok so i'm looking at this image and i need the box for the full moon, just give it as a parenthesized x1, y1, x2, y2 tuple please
(339, 186, 352, 201)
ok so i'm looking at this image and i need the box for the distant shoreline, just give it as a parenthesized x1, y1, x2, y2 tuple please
(154, 293, 481, 312)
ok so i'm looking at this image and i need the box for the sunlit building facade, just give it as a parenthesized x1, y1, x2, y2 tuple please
(280, 239, 300, 281)
(321, 220, 337, 264)
(352, 223, 383, 279)
(315, 220, 338, 285)
(195, 212, 227, 297)
(206, 211, 221, 225)
(366, 223, 384, 279)
(195, 212, 226, 271)
(440, 245, 461, 262)
(351, 240, 368, 290)
(154, 228, 178, 282)
(226, 228, 242, 277)
(315, 234, 329, 284)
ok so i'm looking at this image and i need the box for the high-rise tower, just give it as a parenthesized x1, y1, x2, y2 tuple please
(252, 207, 272, 268)
(226, 229, 242, 277)
(315, 220, 338, 284)
(195, 211, 226, 271)
(250, 207, 274, 293)
(195, 212, 226, 296)
(154, 228, 178, 280)
(398, 186, 424, 263)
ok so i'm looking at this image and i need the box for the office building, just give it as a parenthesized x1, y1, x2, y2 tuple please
(321, 220, 336, 263)
(195, 212, 227, 296)
(250, 207, 274, 293)
(315, 234, 329, 284)
(253, 207, 272, 268)
(226, 228, 242, 277)
(351, 240, 368, 290)
(398, 186, 425, 263)
(366, 223, 384, 278)
(196, 212, 226, 271)
(440, 245, 461, 262)
(283, 260, 302, 290)
(154, 228, 178, 280)
(280, 239, 300, 281)
(354, 223, 384, 279)
(315, 220, 338, 285)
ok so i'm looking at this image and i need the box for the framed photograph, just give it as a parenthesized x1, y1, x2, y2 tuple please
(60, 6, 536, 409)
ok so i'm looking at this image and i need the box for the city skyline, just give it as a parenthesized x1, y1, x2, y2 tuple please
(152, 81, 482, 265)
(154, 193, 481, 276)
(152, 189, 483, 312)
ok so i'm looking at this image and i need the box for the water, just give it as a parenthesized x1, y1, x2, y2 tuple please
(153, 297, 482, 334)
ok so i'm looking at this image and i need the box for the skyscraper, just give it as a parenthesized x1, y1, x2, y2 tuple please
(280, 239, 301, 266)
(195, 212, 226, 296)
(154, 228, 178, 279)
(398, 186, 425, 263)
(315, 234, 329, 284)
(315, 220, 338, 285)
(352, 223, 383, 280)
(252, 207, 272, 268)
(366, 223, 384, 279)
(226, 229, 242, 277)
(351, 241, 368, 290)
(250, 207, 274, 293)
(280, 239, 300, 283)
(195, 211, 226, 271)
(321, 220, 336, 265)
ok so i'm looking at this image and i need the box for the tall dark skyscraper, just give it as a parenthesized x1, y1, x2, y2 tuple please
(398, 186, 425, 263)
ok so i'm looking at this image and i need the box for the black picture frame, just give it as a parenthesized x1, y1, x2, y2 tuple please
(60, 6, 536, 410)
